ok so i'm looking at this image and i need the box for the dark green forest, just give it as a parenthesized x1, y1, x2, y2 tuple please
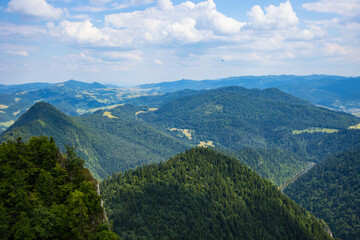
(284, 150, 360, 240)
(101, 147, 333, 240)
(0, 102, 191, 179)
(2, 87, 360, 188)
(0, 137, 118, 240)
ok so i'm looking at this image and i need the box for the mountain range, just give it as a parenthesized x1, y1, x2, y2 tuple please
(1, 79, 360, 239)
(2, 86, 359, 184)
(1, 75, 360, 134)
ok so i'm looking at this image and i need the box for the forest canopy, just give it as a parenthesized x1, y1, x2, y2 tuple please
(0, 136, 118, 240)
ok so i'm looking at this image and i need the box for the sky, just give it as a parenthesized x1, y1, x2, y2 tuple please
(0, 0, 359, 86)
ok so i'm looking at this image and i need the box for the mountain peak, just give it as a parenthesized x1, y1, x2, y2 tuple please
(59, 79, 105, 89)
(1, 101, 69, 137)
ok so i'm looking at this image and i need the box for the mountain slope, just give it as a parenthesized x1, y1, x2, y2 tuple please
(100, 147, 333, 240)
(0, 102, 192, 179)
(140, 86, 359, 155)
(0, 102, 108, 179)
(0, 136, 118, 240)
(284, 150, 360, 240)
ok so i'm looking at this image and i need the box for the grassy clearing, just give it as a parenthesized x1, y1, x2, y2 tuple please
(349, 123, 360, 129)
(292, 127, 339, 135)
(103, 111, 118, 119)
(0, 120, 15, 127)
(169, 128, 194, 140)
(198, 141, 215, 148)
(13, 110, 21, 116)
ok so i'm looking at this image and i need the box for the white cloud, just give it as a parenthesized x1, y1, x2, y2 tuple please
(303, 0, 360, 17)
(7, 0, 67, 20)
(247, 0, 299, 30)
(154, 59, 163, 64)
(6, 50, 29, 57)
(105, 0, 245, 44)
(47, 20, 111, 45)
(324, 43, 349, 56)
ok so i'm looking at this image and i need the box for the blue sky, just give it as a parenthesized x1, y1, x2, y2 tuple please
(0, 0, 359, 86)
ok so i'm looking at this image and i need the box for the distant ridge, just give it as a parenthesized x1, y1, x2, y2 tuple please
(137, 75, 360, 114)
(58, 79, 105, 89)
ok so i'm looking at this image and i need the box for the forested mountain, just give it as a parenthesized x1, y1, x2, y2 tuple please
(1, 86, 360, 186)
(0, 136, 118, 240)
(0, 102, 191, 179)
(138, 75, 360, 116)
(2, 75, 360, 135)
(284, 150, 360, 240)
(140, 86, 359, 161)
(100, 147, 333, 240)
(232, 148, 308, 186)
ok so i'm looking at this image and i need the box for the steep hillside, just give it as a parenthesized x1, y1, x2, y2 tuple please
(140, 86, 359, 158)
(0, 102, 192, 179)
(100, 147, 332, 240)
(2, 86, 359, 186)
(233, 148, 308, 186)
(0, 136, 118, 240)
(284, 150, 360, 240)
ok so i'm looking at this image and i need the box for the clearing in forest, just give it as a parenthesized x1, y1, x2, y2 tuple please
(349, 123, 360, 129)
(103, 111, 118, 119)
(198, 141, 215, 148)
(169, 128, 194, 140)
(292, 127, 339, 134)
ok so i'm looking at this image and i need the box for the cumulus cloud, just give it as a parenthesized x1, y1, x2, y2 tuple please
(247, 0, 299, 30)
(6, 50, 29, 56)
(7, 0, 67, 20)
(47, 20, 111, 45)
(303, 0, 360, 17)
(105, 0, 245, 44)
(50, 0, 246, 48)
(46, 0, 332, 68)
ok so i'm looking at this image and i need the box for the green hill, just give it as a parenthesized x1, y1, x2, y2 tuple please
(0, 102, 192, 179)
(284, 150, 360, 240)
(100, 147, 333, 240)
(0, 136, 118, 240)
(140, 86, 360, 166)
(2, 86, 359, 186)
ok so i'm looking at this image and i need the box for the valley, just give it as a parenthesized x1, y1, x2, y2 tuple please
(1, 77, 359, 239)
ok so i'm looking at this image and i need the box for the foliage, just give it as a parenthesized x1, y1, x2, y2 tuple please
(0, 102, 191, 179)
(0, 136, 119, 240)
(284, 150, 360, 240)
(101, 147, 332, 240)
(232, 148, 308, 186)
